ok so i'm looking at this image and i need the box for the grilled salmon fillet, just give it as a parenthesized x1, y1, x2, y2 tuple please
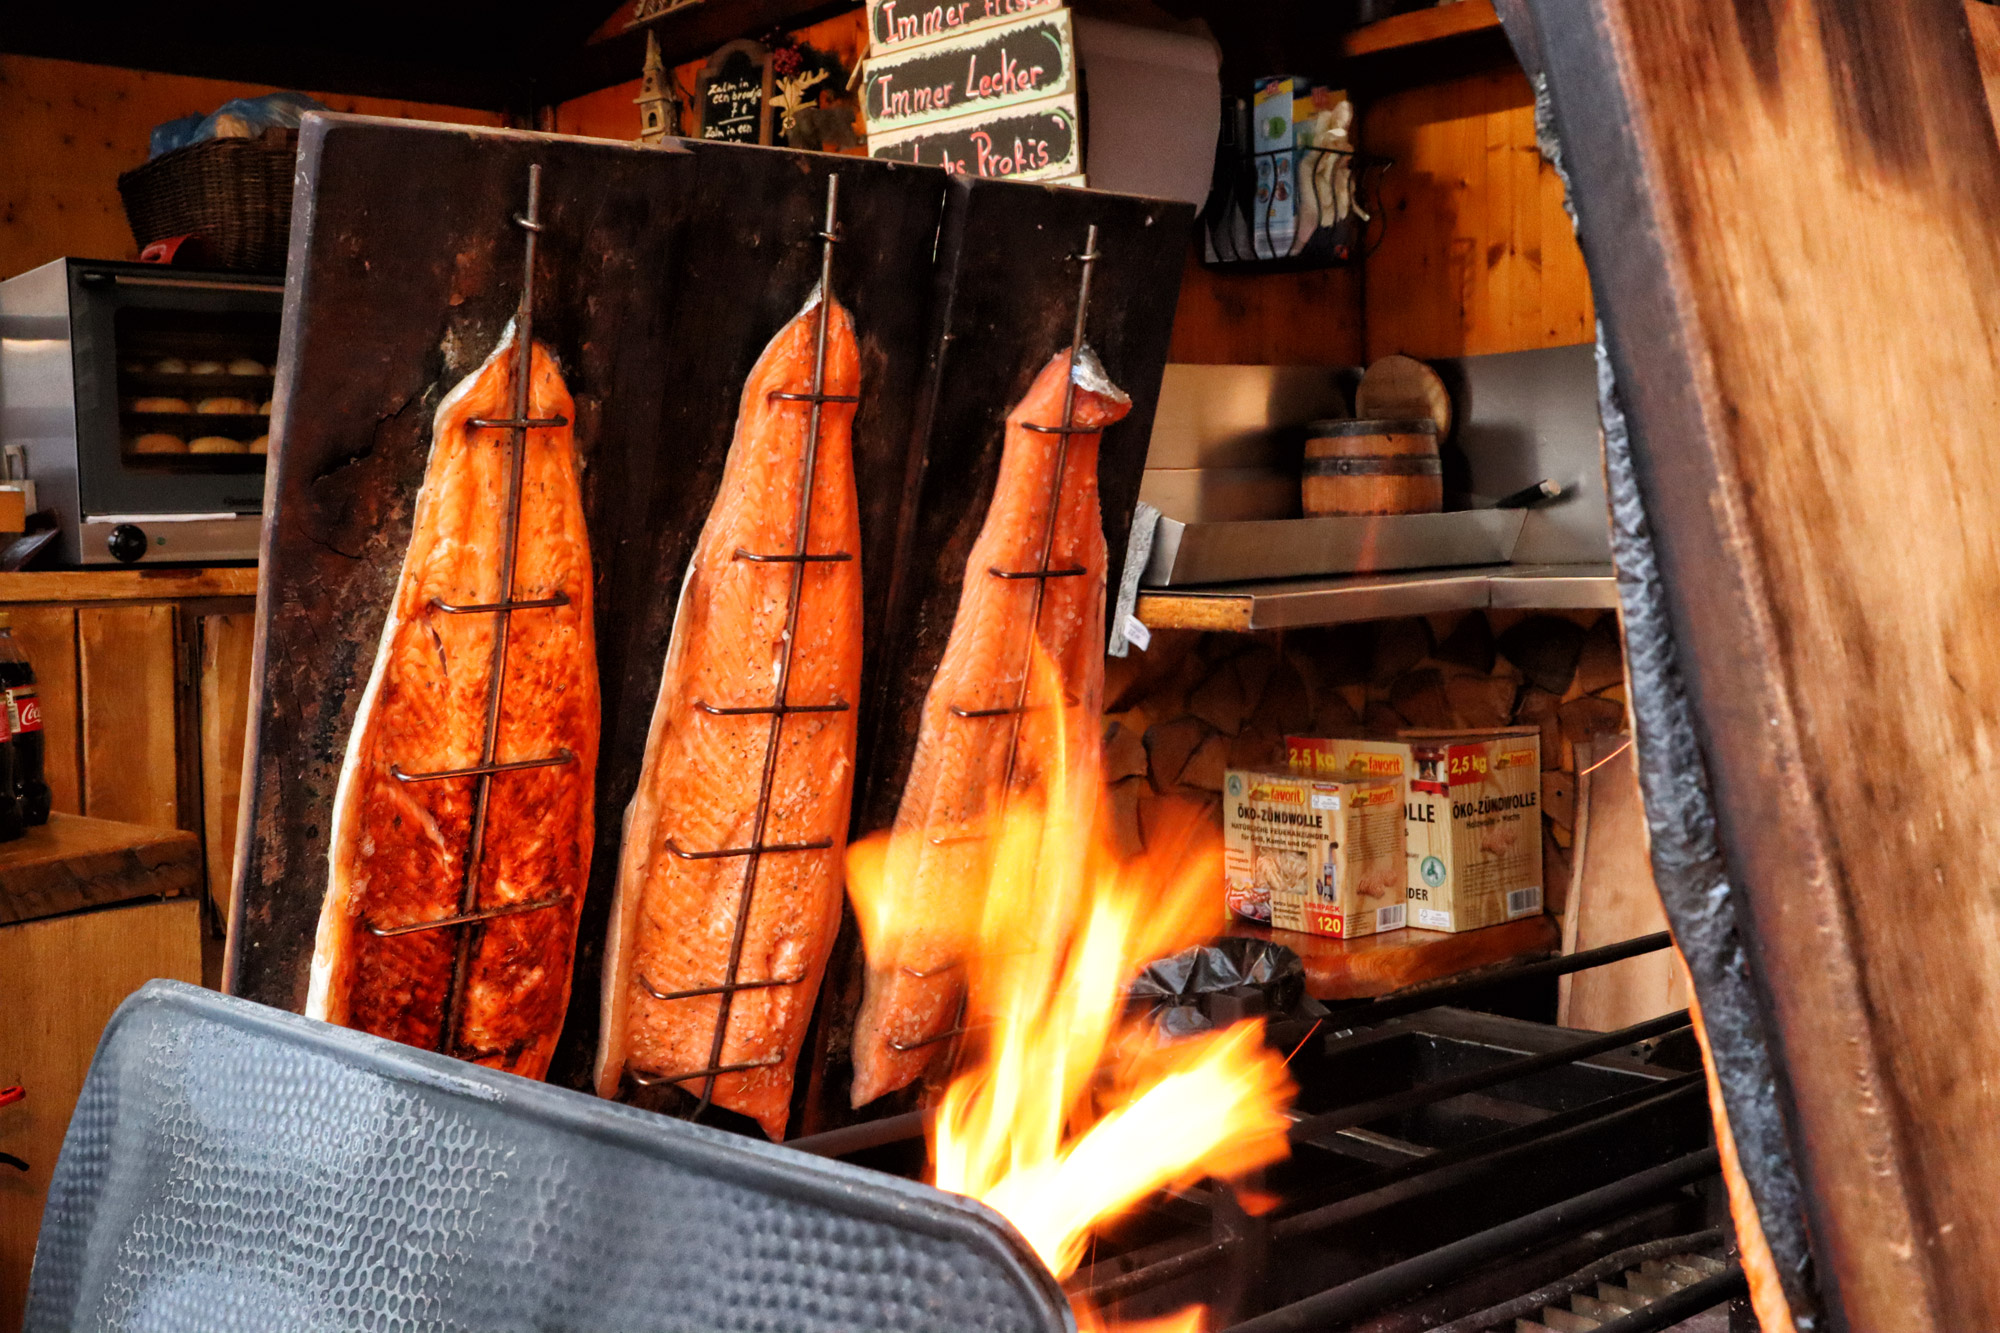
(848, 346, 1130, 1108)
(596, 290, 862, 1140)
(309, 322, 598, 1081)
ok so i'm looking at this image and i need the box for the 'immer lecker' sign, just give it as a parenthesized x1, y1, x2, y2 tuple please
(863, 10, 1075, 131)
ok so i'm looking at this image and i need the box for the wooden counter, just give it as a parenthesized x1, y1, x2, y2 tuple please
(0, 567, 259, 931)
(1227, 913, 1562, 1002)
(0, 567, 257, 604)
(0, 813, 201, 925)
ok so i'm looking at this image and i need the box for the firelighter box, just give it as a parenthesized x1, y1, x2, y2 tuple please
(1286, 730, 1544, 933)
(1402, 727, 1543, 931)
(1223, 766, 1406, 939)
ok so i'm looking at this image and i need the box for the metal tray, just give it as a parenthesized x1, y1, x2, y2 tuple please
(27, 982, 1070, 1333)
(1141, 508, 1525, 587)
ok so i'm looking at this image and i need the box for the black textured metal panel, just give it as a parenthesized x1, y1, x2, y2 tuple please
(26, 982, 1070, 1333)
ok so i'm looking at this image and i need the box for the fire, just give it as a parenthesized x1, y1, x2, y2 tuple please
(847, 643, 1296, 1326)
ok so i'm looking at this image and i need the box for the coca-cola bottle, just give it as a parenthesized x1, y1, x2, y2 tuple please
(0, 614, 49, 825)
(0, 691, 22, 842)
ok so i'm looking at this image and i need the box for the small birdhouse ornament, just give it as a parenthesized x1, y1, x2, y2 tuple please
(636, 31, 677, 143)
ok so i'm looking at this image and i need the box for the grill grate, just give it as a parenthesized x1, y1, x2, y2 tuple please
(359, 164, 578, 1060)
(624, 173, 858, 1117)
(794, 930, 1745, 1332)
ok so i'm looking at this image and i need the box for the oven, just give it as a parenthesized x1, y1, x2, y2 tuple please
(0, 257, 280, 565)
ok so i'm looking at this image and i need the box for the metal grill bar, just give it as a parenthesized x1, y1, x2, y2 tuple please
(733, 548, 852, 563)
(663, 836, 833, 861)
(639, 970, 806, 1002)
(694, 698, 850, 717)
(987, 565, 1086, 580)
(896, 229, 1104, 1019)
(1288, 1009, 1691, 1147)
(1073, 1074, 1707, 1305)
(629, 1053, 787, 1087)
(365, 165, 576, 1045)
(366, 893, 567, 939)
(440, 163, 549, 1055)
(392, 751, 574, 784)
(1219, 1149, 1721, 1333)
(430, 593, 570, 615)
(1326, 931, 1674, 1029)
(469, 415, 568, 429)
(655, 174, 850, 1121)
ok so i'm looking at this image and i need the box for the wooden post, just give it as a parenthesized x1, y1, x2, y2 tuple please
(1525, 1, 2000, 1327)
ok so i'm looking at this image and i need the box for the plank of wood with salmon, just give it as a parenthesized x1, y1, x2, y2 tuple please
(595, 289, 863, 1140)
(847, 346, 1131, 1108)
(309, 323, 599, 1081)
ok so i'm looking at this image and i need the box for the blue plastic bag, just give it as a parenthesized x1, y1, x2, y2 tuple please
(149, 92, 328, 159)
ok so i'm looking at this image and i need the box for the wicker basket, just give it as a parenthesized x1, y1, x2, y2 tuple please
(116, 129, 298, 272)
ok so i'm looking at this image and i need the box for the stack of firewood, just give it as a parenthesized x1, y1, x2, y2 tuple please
(1101, 610, 1633, 917)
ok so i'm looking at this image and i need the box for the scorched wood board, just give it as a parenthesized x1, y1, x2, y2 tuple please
(228, 113, 1191, 1107)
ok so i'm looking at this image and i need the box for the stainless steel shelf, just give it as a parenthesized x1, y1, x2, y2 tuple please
(1132, 562, 1617, 632)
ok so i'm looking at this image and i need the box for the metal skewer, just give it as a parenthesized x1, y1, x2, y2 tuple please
(889, 227, 1104, 1054)
(359, 164, 577, 1063)
(627, 173, 856, 1117)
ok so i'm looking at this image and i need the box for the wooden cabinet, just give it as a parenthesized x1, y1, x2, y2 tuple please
(0, 569, 258, 942)
(0, 814, 203, 1332)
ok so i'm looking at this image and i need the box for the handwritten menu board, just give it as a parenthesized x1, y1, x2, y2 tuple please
(867, 0, 1062, 52)
(863, 10, 1076, 131)
(867, 99, 1079, 180)
(699, 40, 772, 143)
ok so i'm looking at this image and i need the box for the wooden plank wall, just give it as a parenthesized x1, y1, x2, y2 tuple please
(1362, 65, 1593, 360)
(0, 53, 502, 281)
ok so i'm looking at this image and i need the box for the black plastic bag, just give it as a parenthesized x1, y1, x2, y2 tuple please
(1131, 937, 1329, 1037)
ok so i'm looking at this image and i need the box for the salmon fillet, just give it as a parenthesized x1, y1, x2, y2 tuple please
(309, 322, 598, 1081)
(596, 290, 863, 1140)
(848, 347, 1130, 1108)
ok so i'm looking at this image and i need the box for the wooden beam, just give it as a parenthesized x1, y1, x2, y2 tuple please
(1528, 0, 2000, 1327)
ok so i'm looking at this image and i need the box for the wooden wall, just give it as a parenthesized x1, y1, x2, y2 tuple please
(0, 54, 503, 281)
(1362, 65, 1593, 361)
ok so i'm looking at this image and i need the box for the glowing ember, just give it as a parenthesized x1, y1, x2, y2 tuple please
(848, 643, 1296, 1328)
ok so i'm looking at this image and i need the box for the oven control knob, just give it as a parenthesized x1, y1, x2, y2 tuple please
(107, 524, 147, 564)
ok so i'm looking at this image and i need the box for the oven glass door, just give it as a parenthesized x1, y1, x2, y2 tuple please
(69, 265, 282, 518)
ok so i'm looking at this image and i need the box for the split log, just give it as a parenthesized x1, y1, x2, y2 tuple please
(1434, 611, 1498, 673)
(1446, 674, 1519, 730)
(1574, 614, 1626, 694)
(1388, 667, 1452, 730)
(1179, 733, 1230, 792)
(1496, 614, 1585, 694)
(1145, 716, 1211, 793)
(1103, 719, 1150, 783)
(1369, 617, 1433, 687)
(1188, 662, 1252, 735)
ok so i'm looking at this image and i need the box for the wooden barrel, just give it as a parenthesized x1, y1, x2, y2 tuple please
(1302, 418, 1442, 516)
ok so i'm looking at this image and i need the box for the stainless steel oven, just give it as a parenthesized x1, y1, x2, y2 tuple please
(0, 257, 281, 565)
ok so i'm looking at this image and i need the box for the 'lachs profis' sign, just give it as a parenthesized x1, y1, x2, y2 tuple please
(866, 0, 1063, 51)
(863, 10, 1075, 131)
(867, 96, 1079, 181)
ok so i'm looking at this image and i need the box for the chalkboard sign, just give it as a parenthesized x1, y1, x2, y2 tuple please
(698, 39, 772, 144)
(868, 96, 1080, 180)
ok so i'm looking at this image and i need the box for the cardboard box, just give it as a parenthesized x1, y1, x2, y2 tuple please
(1223, 766, 1406, 939)
(1287, 729, 1544, 932)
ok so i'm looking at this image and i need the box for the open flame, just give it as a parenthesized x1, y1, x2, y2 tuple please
(848, 644, 1296, 1327)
